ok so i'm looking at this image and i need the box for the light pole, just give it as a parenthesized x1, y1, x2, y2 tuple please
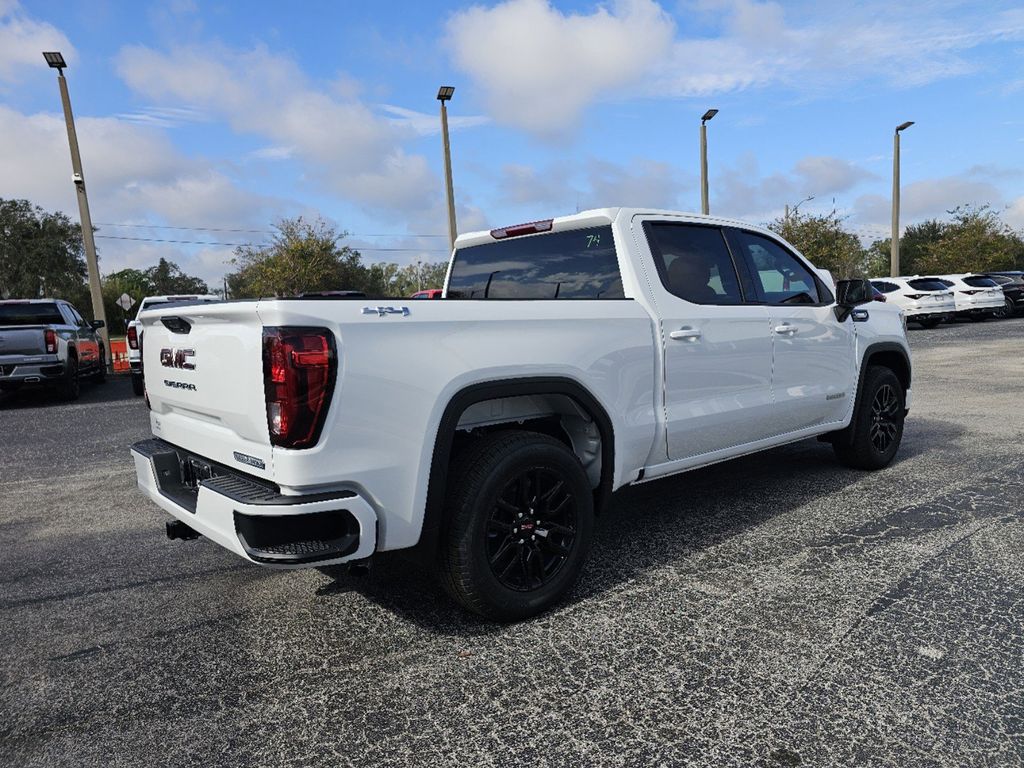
(43, 51, 110, 367)
(437, 86, 458, 253)
(699, 108, 718, 215)
(891, 121, 914, 277)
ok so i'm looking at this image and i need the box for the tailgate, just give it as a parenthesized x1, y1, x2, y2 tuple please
(141, 302, 274, 479)
(0, 326, 46, 357)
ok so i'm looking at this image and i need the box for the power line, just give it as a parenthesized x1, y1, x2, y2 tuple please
(93, 221, 448, 238)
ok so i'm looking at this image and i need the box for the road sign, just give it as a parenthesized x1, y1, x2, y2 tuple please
(116, 293, 135, 311)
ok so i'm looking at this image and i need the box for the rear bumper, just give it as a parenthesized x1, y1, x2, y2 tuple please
(131, 438, 377, 567)
(0, 356, 66, 384)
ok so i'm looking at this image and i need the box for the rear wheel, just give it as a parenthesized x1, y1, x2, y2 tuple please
(57, 356, 80, 401)
(833, 366, 905, 470)
(440, 431, 594, 621)
(992, 298, 1013, 320)
(916, 317, 941, 329)
(93, 347, 107, 382)
(131, 372, 145, 396)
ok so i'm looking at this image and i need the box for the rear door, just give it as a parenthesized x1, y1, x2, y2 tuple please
(639, 219, 774, 460)
(726, 227, 855, 434)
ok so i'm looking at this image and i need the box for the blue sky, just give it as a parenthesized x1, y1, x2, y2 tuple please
(1, 0, 1022, 285)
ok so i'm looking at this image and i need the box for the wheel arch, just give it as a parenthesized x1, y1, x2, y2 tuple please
(417, 376, 615, 558)
(834, 341, 911, 448)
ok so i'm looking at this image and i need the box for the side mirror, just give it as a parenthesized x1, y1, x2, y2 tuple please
(834, 278, 873, 321)
(90, 319, 105, 330)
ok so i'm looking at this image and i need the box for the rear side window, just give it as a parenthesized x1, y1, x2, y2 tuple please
(872, 281, 899, 293)
(446, 226, 623, 299)
(644, 223, 743, 305)
(0, 303, 63, 326)
(907, 279, 950, 291)
(728, 230, 823, 305)
(963, 276, 998, 288)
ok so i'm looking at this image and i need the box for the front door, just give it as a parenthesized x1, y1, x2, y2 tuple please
(725, 228, 855, 435)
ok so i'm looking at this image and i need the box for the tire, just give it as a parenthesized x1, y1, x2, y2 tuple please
(131, 372, 145, 396)
(916, 317, 941, 329)
(0, 382, 21, 394)
(833, 366, 905, 470)
(969, 312, 986, 322)
(993, 298, 1013, 320)
(440, 430, 595, 621)
(93, 347, 107, 382)
(57, 356, 80, 401)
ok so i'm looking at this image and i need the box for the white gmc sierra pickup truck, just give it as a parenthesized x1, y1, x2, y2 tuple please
(131, 208, 912, 620)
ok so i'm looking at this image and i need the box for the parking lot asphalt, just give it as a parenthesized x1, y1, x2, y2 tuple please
(1, 318, 1023, 768)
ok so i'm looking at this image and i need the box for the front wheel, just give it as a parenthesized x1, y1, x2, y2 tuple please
(833, 366, 905, 470)
(440, 431, 595, 621)
(93, 347, 107, 382)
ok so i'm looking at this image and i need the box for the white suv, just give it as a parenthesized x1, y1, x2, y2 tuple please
(870, 277, 955, 328)
(938, 274, 1005, 320)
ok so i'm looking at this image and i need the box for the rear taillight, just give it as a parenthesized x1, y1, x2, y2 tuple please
(44, 328, 57, 354)
(127, 325, 139, 349)
(262, 327, 336, 449)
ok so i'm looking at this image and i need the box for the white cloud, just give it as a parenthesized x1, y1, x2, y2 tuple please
(0, 1, 75, 83)
(0, 105, 274, 284)
(115, 43, 443, 217)
(445, 0, 675, 136)
(378, 104, 490, 136)
(447, 0, 1024, 135)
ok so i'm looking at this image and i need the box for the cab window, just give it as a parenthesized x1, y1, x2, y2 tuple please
(643, 223, 744, 305)
(728, 229, 825, 305)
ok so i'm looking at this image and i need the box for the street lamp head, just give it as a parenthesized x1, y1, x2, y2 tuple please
(701, 108, 719, 123)
(43, 51, 66, 71)
(437, 86, 455, 102)
(896, 121, 914, 133)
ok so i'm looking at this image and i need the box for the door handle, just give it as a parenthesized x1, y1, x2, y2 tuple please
(669, 327, 702, 341)
(774, 323, 797, 335)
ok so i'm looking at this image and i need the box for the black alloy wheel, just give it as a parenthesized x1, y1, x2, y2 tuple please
(486, 468, 578, 592)
(869, 383, 900, 453)
(441, 430, 595, 621)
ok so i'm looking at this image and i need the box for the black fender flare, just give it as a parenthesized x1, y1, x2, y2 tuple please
(415, 376, 615, 557)
(835, 341, 912, 447)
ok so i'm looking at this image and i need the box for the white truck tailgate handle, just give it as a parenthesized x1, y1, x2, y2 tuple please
(774, 324, 798, 335)
(669, 328, 702, 341)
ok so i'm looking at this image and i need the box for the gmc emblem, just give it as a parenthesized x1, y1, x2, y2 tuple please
(160, 347, 196, 370)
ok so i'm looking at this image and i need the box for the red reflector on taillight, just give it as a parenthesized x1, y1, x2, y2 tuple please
(490, 219, 554, 239)
(127, 325, 139, 349)
(262, 327, 336, 449)
(44, 328, 57, 354)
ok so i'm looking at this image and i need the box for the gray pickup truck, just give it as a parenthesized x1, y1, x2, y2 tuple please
(0, 299, 106, 400)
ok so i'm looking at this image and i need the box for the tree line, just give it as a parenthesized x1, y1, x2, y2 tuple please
(768, 204, 1024, 280)
(4, 196, 1022, 329)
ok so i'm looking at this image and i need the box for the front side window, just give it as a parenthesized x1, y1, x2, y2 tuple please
(729, 230, 823, 305)
(446, 226, 623, 299)
(644, 223, 743, 304)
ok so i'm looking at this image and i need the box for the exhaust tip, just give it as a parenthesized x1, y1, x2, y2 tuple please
(166, 520, 200, 541)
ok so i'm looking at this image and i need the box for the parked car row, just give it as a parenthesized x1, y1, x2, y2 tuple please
(870, 272, 1024, 327)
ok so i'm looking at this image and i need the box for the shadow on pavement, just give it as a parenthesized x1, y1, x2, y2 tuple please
(316, 416, 967, 634)
(0, 374, 137, 410)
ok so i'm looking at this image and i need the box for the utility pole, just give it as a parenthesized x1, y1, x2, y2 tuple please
(44, 52, 110, 368)
(891, 121, 914, 277)
(699, 109, 718, 215)
(437, 86, 458, 253)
